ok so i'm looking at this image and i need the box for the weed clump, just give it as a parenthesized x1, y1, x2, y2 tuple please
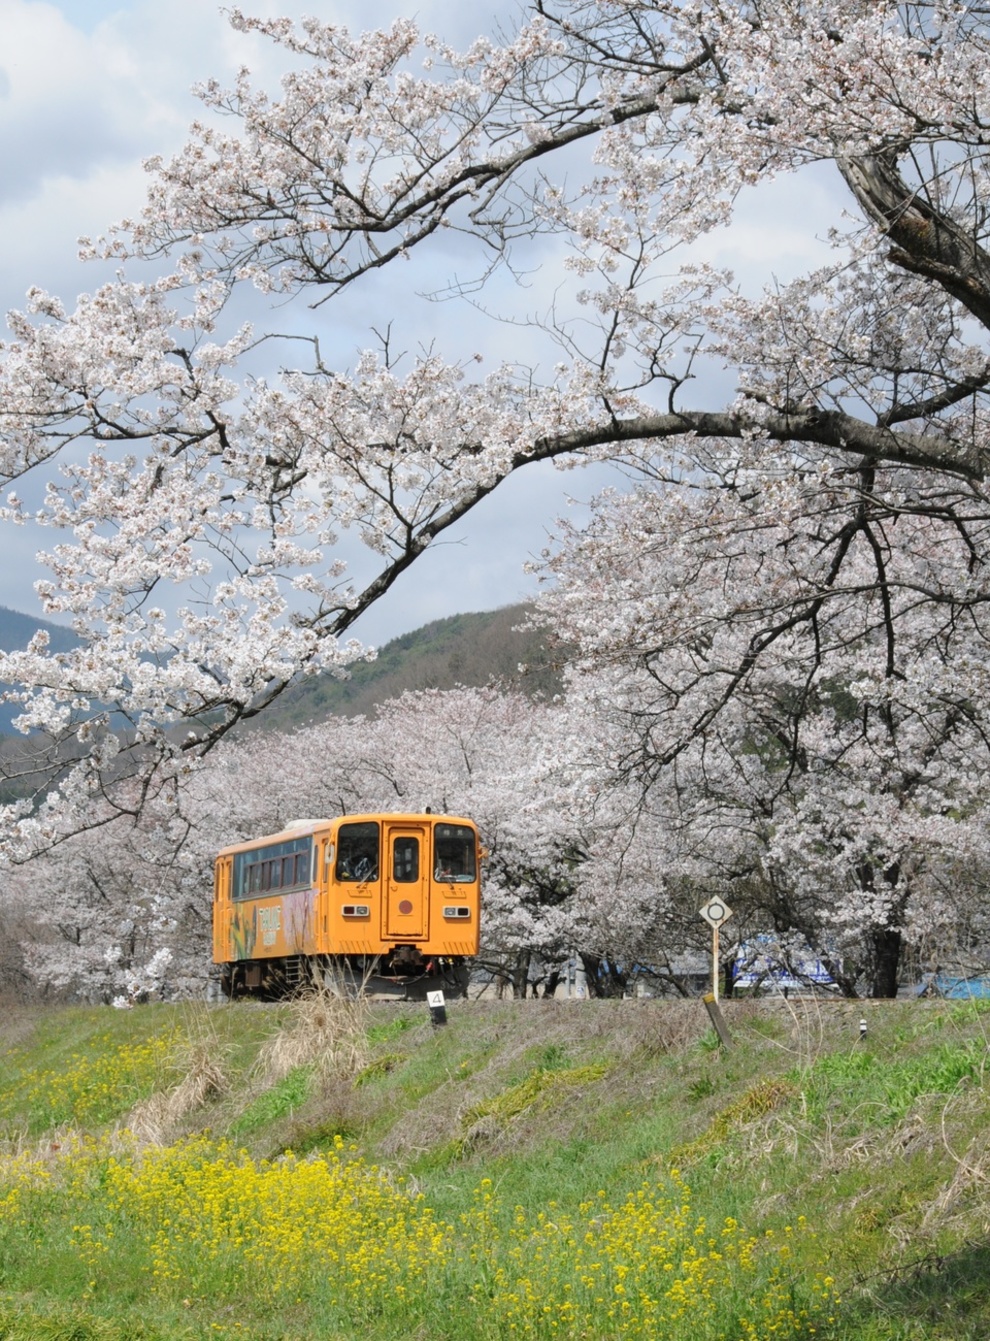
(441, 1060, 609, 1163)
(670, 1079, 799, 1166)
(255, 987, 373, 1085)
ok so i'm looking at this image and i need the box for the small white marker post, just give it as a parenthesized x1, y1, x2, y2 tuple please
(426, 988, 447, 1027)
(698, 899, 733, 1002)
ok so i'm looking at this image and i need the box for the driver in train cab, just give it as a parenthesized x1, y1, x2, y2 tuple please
(337, 844, 378, 882)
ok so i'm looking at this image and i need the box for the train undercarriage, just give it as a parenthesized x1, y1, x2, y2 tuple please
(219, 949, 471, 1002)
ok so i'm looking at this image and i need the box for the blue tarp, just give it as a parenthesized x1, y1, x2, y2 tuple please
(917, 974, 990, 999)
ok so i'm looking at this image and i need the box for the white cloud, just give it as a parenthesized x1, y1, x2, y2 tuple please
(0, 2, 183, 211)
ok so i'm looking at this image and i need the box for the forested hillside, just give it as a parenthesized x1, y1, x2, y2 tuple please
(256, 603, 563, 730)
(0, 602, 558, 741)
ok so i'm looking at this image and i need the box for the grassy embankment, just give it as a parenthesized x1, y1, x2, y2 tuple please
(0, 992, 988, 1340)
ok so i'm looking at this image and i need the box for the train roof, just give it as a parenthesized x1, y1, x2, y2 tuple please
(215, 812, 477, 857)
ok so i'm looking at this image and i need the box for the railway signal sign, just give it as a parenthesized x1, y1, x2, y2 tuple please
(698, 899, 733, 1002)
(699, 898, 733, 929)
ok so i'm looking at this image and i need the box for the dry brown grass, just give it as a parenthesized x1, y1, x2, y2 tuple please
(125, 1038, 229, 1146)
(123, 988, 376, 1146)
(375, 998, 710, 1162)
(254, 986, 374, 1086)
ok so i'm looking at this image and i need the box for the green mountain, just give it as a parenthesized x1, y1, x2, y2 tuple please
(0, 602, 561, 739)
(257, 603, 563, 730)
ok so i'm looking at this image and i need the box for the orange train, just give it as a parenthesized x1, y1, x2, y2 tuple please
(212, 812, 481, 999)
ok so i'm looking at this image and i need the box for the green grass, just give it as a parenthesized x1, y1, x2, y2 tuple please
(228, 1064, 314, 1136)
(0, 994, 988, 1339)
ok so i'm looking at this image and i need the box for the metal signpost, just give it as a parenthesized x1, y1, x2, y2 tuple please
(698, 898, 733, 1001)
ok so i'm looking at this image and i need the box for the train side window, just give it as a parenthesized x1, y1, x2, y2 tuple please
(393, 836, 419, 883)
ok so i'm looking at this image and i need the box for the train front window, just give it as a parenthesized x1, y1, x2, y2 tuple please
(393, 836, 419, 882)
(433, 824, 477, 882)
(335, 822, 380, 882)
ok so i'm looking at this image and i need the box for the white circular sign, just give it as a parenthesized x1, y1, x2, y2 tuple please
(699, 899, 733, 928)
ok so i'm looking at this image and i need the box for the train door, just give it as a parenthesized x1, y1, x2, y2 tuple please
(383, 820, 429, 940)
(315, 832, 331, 951)
(212, 855, 233, 964)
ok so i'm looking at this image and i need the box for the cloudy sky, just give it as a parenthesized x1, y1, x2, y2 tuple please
(0, 0, 841, 647)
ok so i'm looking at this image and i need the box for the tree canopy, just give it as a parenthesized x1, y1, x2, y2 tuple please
(3, 0, 990, 911)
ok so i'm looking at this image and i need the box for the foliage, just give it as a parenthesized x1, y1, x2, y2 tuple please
(670, 1079, 799, 1166)
(800, 1037, 986, 1125)
(353, 1053, 405, 1086)
(227, 1065, 313, 1137)
(0, 1131, 836, 1341)
(533, 463, 990, 996)
(443, 1058, 610, 1162)
(455, 1173, 836, 1340)
(0, 1023, 179, 1137)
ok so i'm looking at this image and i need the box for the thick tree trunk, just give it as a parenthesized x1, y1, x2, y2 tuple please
(511, 949, 531, 1000)
(838, 150, 990, 337)
(579, 953, 629, 998)
(870, 927, 902, 999)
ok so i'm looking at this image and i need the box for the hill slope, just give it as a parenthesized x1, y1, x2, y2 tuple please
(0, 605, 77, 656)
(0, 602, 560, 739)
(255, 602, 563, 730)
(0, 994, 988, 1340)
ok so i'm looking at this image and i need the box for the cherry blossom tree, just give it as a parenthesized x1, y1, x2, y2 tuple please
(533, 470, 990, 996)
(5, 683, 588, 998)
(8, 786, 195, 1002)
(3, 0, 990, 881)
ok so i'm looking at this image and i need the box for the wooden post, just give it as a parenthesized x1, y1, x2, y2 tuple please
(698, 899, 733, 1003)
(703, 992, 732, 1049)
(712, 923, 720, 1002)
